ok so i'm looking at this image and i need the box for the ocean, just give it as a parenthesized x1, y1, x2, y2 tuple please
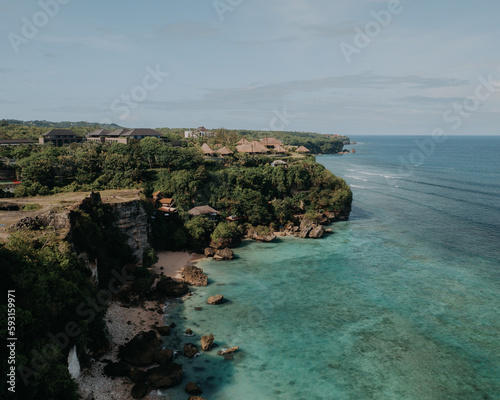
(163, 135, 500, 400)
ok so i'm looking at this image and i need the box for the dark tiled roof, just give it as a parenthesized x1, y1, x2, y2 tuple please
(87, 129, 110, 137)
(0, 139, 36, 145)
(42, 129, 77, 137)
(123, 129, 162, 137)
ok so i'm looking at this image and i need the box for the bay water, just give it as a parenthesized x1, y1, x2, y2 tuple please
(163, 135, 500, 400)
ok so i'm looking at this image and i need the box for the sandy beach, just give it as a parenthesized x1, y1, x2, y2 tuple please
(153, 251, 205, 279)
(77, 251, 204, 400)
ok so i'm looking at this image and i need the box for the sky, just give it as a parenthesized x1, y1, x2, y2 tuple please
(1, 0, 499, 135)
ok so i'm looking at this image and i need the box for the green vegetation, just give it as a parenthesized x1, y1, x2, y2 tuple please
(0, 231, 108, 400)
(211, 222, 243, 242)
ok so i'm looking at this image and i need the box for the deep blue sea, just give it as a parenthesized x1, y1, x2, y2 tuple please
(164, 135, 500, 400)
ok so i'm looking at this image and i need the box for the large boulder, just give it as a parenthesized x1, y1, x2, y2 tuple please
(186, 382, 203, 395)
(201, 334, 214, 351)
(184, 343, 198, 358)
(252, 230, 276, 242)
(145, 363, 183, 388)
(207, 295, 224, 305)
(309, 225, 325, 238)
(181, 265, 208, 286)
(156, 277, 189, 297)
(213, 248, 234, 261)
(299, 219, 314, 238)
(131, 381, 150, 399)
(204, 247, 216, 257)
(155, 326, 171, 336)
(210, 236, 241, 249)
(118, 330, 161, 366)
(155, 349, 174, 364)
(103, 362, 131, 378)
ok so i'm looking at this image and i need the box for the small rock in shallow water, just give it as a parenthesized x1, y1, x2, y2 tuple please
(207, 295, 224, 305)
(186, 382, 203, 395)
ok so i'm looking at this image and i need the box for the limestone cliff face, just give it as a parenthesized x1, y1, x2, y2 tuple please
(111, 200, 150, 263)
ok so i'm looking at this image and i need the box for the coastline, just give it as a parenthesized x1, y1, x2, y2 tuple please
(77, 251, 205, 400)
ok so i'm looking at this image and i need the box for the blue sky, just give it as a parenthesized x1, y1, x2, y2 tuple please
(1, 0, 499, 134)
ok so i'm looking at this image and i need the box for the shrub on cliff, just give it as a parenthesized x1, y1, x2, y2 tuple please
(211, 222, 242, 242)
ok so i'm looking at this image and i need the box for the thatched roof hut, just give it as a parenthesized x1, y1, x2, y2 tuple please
(201, 143, 215, 155)
(273, 144, 287, 154)
(188, 205, 220, 216)
(237, 137, 250, 145)
(295, 145, 311, 153)
(260, 137, 283, 147)
(217, 146, 234, 156)
(236, 141, 269, 154)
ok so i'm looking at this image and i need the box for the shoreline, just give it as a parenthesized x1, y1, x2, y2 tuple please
(153, 251, 205, 279)
(77, 251, 205, 400)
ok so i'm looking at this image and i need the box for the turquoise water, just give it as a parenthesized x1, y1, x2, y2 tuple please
(163, 136, 500, 400)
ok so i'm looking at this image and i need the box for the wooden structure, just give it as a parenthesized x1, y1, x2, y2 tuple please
(260, 137, 283, 148)
(201, 143, 216, 156)
(217, 146, 234, 156)
(295, 146, 311, 153)
(236, 141, 269, 154)
(188, 205, 220, 220)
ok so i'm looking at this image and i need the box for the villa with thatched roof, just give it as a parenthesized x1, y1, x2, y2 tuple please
(217, 146, 234, 156)
(188, 205, 220, 220)
(236, 141, 269, 154)
(201, 143, 216, 156)
(296, 145, 311, 153)
(260, 137, 283, 148)
(273, 144, 287, 154)
(237, 137, 250, 145)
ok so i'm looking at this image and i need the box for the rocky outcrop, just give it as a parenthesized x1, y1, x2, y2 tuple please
(207, 295, 224, 305)
(112, 200, 149, 262)
(204, 247, 216, 257)
(155, 326, 171, 336)
(218, 346, 239, 356)
(131, 381, 151, 399)
(155, 349, 174, 364)
(299, 219, 325, 239)
(201, 334, 214, 351)
(145, 363, 183, 388)
(103, 362, 131, 378)
(309, 225, 325, 238)
(181, 265, 208, 286)
(210, 236, 241, 249)
(213, 248, 234, 261)
(13, 210, 71, 233)
(251, 230, 276, 242)
(186, 382, 203, 395)
(156, 277, 189, 297)
(118, 330, 161, 366)
(184, 343, 198, 358)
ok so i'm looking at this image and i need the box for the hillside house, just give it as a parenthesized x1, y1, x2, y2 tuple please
(39, 129, 83, 146)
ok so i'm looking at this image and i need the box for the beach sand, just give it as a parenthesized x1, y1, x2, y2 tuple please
(77, 251, 204, 400)
(153, 251, 205, 279)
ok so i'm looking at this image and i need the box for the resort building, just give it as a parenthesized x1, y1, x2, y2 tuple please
(188, 205, 220, 220)
(0, 139, 36, 146)
(295, 145, 311, 153)
(217, 146, 234, 157)
(184, 126, 213, 139)
(236, 137, 250, 145)
(86, 128, 163, 144)
(260, 137, 284, 148)
(39, 129, 84, 146)
(236, 140, 269, 154)
(273, 144, 287, 154)
(201, 143, 216, 156)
